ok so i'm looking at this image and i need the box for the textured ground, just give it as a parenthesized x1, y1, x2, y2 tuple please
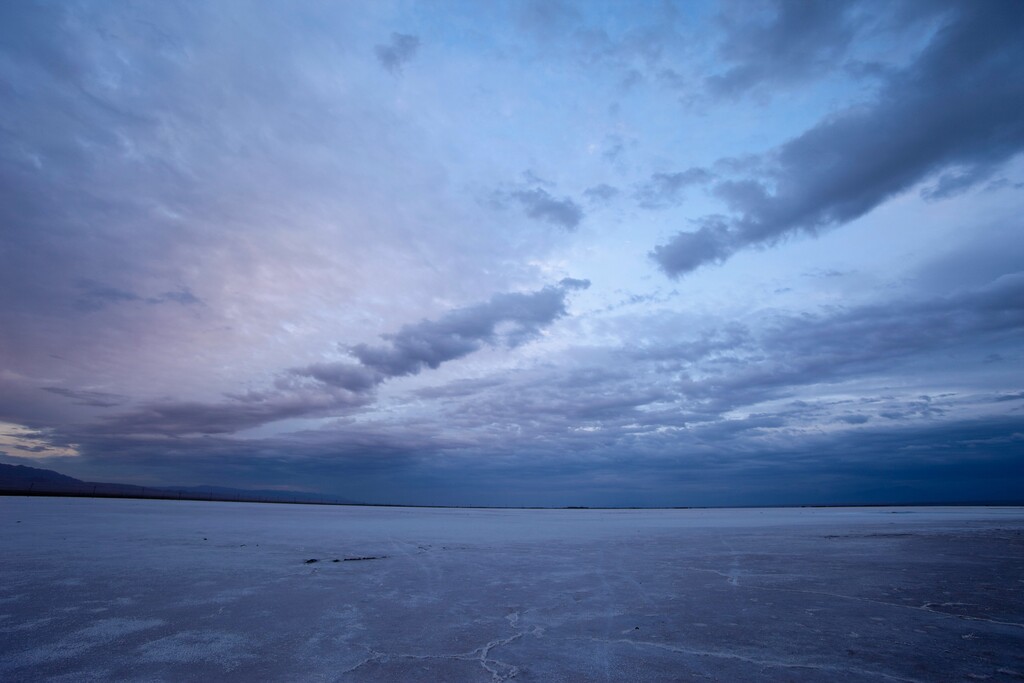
(1, 498, 1023, 682)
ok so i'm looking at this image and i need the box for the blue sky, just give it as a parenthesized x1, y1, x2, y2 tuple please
(1, 0, 1022, 506)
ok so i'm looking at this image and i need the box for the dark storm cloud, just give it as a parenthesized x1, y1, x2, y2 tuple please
(654, 1, 1024, 277)
(1, 430, 433, 498)
(296, 279, 589, 388)
(374, 33, 420, 74)
(634, 168, 715, 209)
(768, 416, 1024, 503)
(17, 410, 1021, 506)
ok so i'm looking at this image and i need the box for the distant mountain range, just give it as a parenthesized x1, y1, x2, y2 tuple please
(0, 462, 359, 506)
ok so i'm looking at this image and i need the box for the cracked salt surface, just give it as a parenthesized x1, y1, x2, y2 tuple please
(1, 499, 1023, 681)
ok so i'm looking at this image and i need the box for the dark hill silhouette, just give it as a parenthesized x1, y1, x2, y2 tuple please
(0, 462, 84, 487)
(0, 462, 359, 506)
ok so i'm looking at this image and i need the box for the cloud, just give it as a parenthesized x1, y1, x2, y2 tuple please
(508, 188, 584, 230)
(707, 0, 867, 97)
(0, 3, 83, 82)
(292, 363, 381, 393)
(92, 388, 371, 437)
(490, 173, 585, 230)
(74, 280, 202, 311)
(374, 33, 420, 73)
(558, 277, 591, 291)
(628, 322, 750, 363)
(148, 289, 202, 306)
(920, 164, 1001, 202)
(516, 0, 583, 43)
(297, 279, 589, 385)
(653, 2, 1024, 277)
(74, 281, 141, 310)
(650, 218, 734, 275)
(583, 184, 619, 202)
(41, 387, 124, 408)
(635, 168, 715, 209)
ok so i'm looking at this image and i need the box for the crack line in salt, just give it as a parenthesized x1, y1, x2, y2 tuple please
(578, 636, 928, 683)
(751, 586, 1024, 629)
(336, 611, 538, 681)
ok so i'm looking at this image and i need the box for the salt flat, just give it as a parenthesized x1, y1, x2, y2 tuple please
(1, 498, 1022, 682)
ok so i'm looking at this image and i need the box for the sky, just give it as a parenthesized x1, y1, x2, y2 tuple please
(1, 0, 1022, 507)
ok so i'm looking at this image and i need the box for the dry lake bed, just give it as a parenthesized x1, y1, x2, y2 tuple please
(1, 498, 1023, 682)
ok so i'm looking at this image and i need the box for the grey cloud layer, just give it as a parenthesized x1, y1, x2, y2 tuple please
(19, 411, 1019, 507)
(654, 1, 1024, 277)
